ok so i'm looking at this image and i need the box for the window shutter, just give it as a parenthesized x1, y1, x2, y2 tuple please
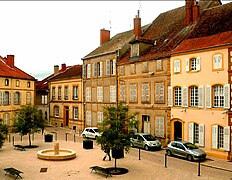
(99, 62, 103, 77)
(198, 85, 204, 108)
(87, 64, 91, 78)
(20, 93, 22, 105)
(82, 64, 86, 78)
(110, 86, 116, 102)
(168, 86, 173, 107)
(93, 63, 97, 77)
(142, 84, 146, 102)
(182, 86, 188, 107)
(112, 59, 116, 75)
(188, 123, 194, 143)
(186, 59, 189, 72)
(206, 85, 212, 108)
(212, 125, 218, 149)
(224, 84, 230, 109)
(199, 124, 205, 147)
(174, 60, 180, 73)
(223, 126, 230, 151)
(9, 92, 11, 105)
(0, 92, 2, 104)
(106, 60, 110, 75)
(196, 57, 201, 71)
(14, 92, 17, 104)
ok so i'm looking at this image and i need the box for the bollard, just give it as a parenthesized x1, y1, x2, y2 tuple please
(21, 135, 23, 141)
(74, 134, 76, 142)
(165, 153, 167, 168)
(55, 132, 57, 141)
(8, 134, 11, 143)
(138, 148, 141, 160)
(65, 133, 68, 141)
(12, 136, 14, 146)
(198, 160, 201, 176)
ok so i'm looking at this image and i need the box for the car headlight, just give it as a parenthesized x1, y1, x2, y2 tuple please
(192, 152, 200, 156)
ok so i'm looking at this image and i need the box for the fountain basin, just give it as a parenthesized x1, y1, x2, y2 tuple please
(37, 149, 76, 161)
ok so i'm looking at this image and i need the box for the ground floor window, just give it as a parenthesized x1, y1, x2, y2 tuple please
(189, 123, 204, 146)
(155, 116, 164, 137)
(212, 125, 230, 151)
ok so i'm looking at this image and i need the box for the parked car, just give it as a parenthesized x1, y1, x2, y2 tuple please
(81, 127, 101, 139)
(166, 141, 206, 161)
(131, 133, 161, 151)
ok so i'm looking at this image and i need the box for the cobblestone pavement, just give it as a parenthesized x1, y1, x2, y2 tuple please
(0, 127, 231, 180)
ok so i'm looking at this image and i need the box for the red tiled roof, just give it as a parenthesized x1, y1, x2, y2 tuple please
(173, 31, 232, 54)
(0, 56, 35, 80)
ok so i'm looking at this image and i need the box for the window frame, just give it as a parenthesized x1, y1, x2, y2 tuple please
(189, 86, 198, 107)
(174, 86, 182, 106)
(54, 106, 60, 117)
(73, 107, 78, 120)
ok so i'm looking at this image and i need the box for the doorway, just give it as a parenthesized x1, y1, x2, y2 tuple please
(64, 106, 69, 127)
(174, 121, 182, 141)
(142, 115, 150, 134)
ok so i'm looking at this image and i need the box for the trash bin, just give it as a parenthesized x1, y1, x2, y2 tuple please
(83, 139, 93, 149)
(44, 134, 53, 142)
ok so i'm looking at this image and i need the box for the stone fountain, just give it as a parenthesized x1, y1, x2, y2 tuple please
(37, 143, 76, 161)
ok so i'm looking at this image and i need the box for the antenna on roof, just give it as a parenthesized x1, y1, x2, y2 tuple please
(109, 10, 112, 30)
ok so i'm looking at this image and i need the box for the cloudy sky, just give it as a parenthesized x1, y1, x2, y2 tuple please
(0, 1, 231, 80)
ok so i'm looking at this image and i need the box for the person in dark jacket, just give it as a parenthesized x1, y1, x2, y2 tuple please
(103, 146, 111, 161)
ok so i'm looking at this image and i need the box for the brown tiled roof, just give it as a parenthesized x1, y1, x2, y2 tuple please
(0, 56, 35, 80)
(49, 65, 82, 81)
(83, 25, 150, 59)
(118, 0, 221, 64)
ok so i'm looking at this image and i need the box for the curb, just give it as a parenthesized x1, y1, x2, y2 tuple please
(201, 163, 232, 173)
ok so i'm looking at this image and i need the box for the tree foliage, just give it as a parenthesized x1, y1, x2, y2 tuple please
(97, 103, 139, 153)
(13, 105, 46, 146)
(0, 119, 8, 148)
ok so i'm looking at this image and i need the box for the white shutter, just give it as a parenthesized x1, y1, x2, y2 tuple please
(87, 64, 91, 78)
(14, 92, 17, 104)
(206, 85, 212, 108)
(186, 59, 189, 72)
(106, 60, 110, 75)
(224, 84, 230, 109)
(189, 123, 194, 143)
(99, 62, 103, 77)
(110, 86, 116, 102)
(223, 126, 230, 151)
(174, 60, 180, 73)
(199, 124, 205, 147)
(196, 57, 201, 71)
(168, 86, 173, 107)
(142, 84, 146, 102)
(112, 59, 116, 75)
(82, 64, 86, 78)
(212, 125, 218, 149)
(198, 85, 204, 108)
(182, 86, 188, 107)
(93, 63, 97, 77)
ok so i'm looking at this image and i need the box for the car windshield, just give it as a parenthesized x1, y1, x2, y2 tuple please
(143, 134, 156, 141)
(183, 142, 198, 150)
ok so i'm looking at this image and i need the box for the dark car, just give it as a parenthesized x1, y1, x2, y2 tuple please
(166, 141, 206, 161)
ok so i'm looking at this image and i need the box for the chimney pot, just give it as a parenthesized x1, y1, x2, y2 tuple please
(6, 55, 14, 67)
(100, 29, 110, 45)
(54, 65, 59, 75)
(134, 12, 141, 37)
(185, 0, 194, 26)
(61, 63, 66, 71)
(192, 2, 200, 22)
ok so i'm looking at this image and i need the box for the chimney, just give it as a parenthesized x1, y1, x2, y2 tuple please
(186, 0, 194, 26)
(54, 65, 59, 75)
(100, 28, 110, 45)
(192, 1, 199, 22)
(6, 55, 14, 67)
(61, 63, 66, 71)
(134, 10, 141, 37)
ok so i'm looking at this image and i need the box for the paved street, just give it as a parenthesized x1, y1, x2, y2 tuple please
(0, 127, 231, 180)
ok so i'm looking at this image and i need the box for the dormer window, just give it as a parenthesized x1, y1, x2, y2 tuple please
(131, 43, 139, 57)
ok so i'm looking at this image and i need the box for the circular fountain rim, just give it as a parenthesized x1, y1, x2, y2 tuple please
(37, 148, 76, 161)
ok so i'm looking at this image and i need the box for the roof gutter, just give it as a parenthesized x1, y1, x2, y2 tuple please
(82, 50, 116, 61)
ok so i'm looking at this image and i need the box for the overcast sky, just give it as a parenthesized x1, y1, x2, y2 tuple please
(0, 1, 231, 80)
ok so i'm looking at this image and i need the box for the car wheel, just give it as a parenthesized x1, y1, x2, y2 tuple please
(144, 145, 149, 151)
(166, 150, 172, 156)
(82, 134, 86, 138)
(187, 155, 193, 161)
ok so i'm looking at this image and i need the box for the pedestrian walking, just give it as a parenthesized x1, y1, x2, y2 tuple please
(103, 146, 111, 161)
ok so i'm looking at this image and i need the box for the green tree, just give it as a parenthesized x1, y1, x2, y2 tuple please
(13, 105, 46, 147)
(0, 119, 8, 148)
(97, 103, 139, 169)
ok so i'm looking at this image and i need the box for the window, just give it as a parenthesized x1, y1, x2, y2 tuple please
(14, 92, 20, 105)
(97, 86, 103, 102)
(54, 106, 59, 117)
(130, 84, 137, 102)
(4, 113, 9, 125)
(16, 80, 20, 87)
(86, 87, 91, 102)
(4, 92, 10, 105)
(64, 86, 68, 100)
(155, 82, 164, 103)
(213, 85, 224, 107)
(155, 116, 164, 137)
(106, 59, 116, 76)
(42, 95, 48, 104)
(86, 111, 91, 126)
(110, 86, 116, 102)
(26, 92, 31, 105)
(120, 85, 126, 102)
(142, 83, 150, 102)
(212, 125, 230, 151)
(58, 87, 62, 100)
(190, 58, 197, 71)
(98, 112, 103, 124)
(130, 64, 136, 74)
(213, 54, 222, 70)
(142, 62, 148, 73)
(73, 86, 78, 100)
(120, 66, 125, 76)
(156, 60, 163, 71)
(131, 43, 139, 57)
(52, 87, 55, 100)
(27, 81, 31, 88)
(173, 60, 180, 73)
(97, 62, 103, 77)
(87, 64, 91, 78)
(174, 87, 182, 106)
(73, 107, 78, 120)
(190, 86, 198, 107)
(5, 79, 9, 86)
(189, 123, 204, 145)
(186, 57, 200, 72)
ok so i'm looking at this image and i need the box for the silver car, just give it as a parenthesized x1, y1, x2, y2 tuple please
(166, 141, 206, 161)
(131, 133, 161, 151)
